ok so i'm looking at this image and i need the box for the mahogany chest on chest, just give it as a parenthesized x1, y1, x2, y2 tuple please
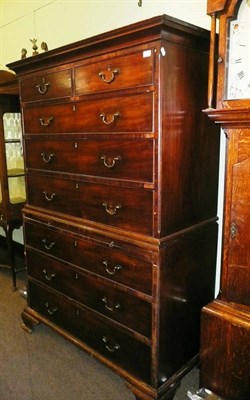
(9, 15, 220, 400)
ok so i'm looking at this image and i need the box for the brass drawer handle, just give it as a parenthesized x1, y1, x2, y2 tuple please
(102, 296, 120, 312)
(98, 66, 120, 84)
(43, 191, 56, 201)
(42, 239, 55, 251)
(102, 260, 122, 276)
(102, 202, 121, 215)
(102, 336, 120, 352)
(99, 112, 120, 125)
(42, 268, 56, 281)
(41, 152, 55, 163)
(0, 214, 7, 223)
(36, 78, 50, 94)
(39, 116, 54, 126)
(101, 155, 121, 169)
(45, 302, 57, 315)
(230, 222, 237, 239)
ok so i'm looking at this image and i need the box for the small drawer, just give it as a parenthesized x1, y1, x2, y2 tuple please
(75, 48, 154, 95)
(25, 223, 152, 295)
(26, 251, 151, 337)
(25, 137, 154, 183)
(29, 281, 151, 383)
(22, 92, 153, 134)
(20, 69, 72, 102)
(26, 174, 153, 235)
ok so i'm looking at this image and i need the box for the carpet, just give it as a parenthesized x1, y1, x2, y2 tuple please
(0, 268, 199, 400)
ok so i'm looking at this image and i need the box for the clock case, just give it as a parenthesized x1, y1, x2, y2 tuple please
(200, 1, 250, 399)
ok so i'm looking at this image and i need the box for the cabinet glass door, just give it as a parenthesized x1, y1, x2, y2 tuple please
(3, 113, 26, 204)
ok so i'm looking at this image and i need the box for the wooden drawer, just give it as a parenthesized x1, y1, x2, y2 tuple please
(26, 173, 153, 235)
(22, 92, 153, 134)
(25, 222, 152, 295)
(26, 251, 151, 337)
(25, 137, 154, 183)
(75, 48, 154, 95)
(20, 69, 72, 102)
(28, 280, 151, 383)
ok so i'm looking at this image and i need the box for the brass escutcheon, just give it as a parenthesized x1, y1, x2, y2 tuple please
(98, 66, 120, 83)
(39, 116, 54, 126)
(36, 77, 50, 94)
(99, 112, 120, 125)
(102, 202, 121, 215)
(101, 155, 121, 168)
(41, 152, 55, 163)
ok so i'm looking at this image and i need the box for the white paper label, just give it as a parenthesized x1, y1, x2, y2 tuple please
(143, 50, 152, 58)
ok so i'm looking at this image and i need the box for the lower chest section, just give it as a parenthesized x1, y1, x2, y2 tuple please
(24, 216, 154, 382)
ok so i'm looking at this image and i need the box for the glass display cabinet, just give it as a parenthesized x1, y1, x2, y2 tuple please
(0, 90, 26, 290)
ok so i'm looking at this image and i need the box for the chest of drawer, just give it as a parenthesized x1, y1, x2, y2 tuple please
(26, 174, 153, 235)
(74, 48, 154, 95)
(28, 280, 151, 383)
(27, 251, 151, 337)
(25, 137, 154, 183)
(20, 69, 72, 102)
(25, 222, 152, 295)
(22, 92, 153, 134)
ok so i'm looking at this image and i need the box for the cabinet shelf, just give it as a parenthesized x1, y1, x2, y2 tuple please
(5, 139, 21, 144)
(7, 168, 25, 177)
(9, 196, 26, 204)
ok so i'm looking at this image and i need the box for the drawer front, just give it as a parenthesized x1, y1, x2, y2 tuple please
(26, 251, 151, 337)
(22, 92, 153, 134)
(25, 223, 152, 295)
(28, 280, 151, 383)
(25, 137, 154, 183)
(75, 49, 154, 95)
(26, 174, 153, 235)
(20, 69, 72, 102)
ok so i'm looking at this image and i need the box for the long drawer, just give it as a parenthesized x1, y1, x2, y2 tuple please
(25, 221, 152, 295)
(25, 137, 154, 183)
(28, 280, 151, 383)
(27, 250, 151, 337)
(22, 92, 153, 134)
(26, 173, 153, 235)
(74, 48, 154, 95)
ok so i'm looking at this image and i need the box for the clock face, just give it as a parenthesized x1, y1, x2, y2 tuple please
(226, 0, 250, 100)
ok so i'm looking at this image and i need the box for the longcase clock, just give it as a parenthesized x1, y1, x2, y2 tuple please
(200, 1, 250, 399)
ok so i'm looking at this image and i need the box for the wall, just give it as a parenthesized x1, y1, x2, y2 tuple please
(0, 0, 211, 64)
(0, 0, 225, 295)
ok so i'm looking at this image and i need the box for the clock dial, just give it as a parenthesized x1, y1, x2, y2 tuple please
(226, 0, 250, 99)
